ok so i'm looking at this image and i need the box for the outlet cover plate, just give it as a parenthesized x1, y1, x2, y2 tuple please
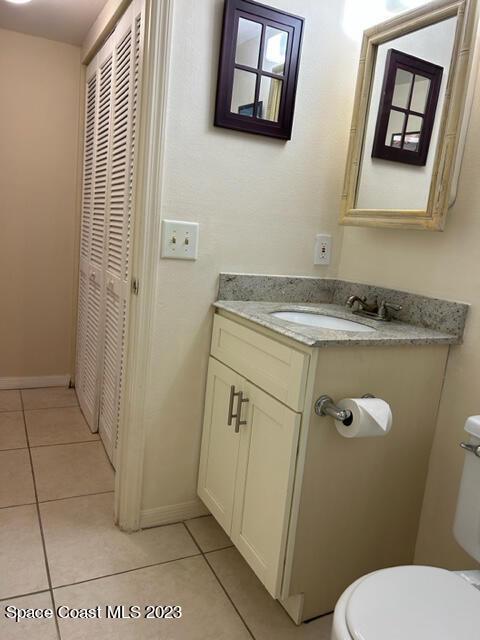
(314, 233, 332, 266)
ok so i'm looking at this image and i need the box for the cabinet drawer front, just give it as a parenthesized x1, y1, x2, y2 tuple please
(211, 315, 309, 411)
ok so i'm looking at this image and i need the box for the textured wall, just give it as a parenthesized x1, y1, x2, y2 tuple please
(0, 28, 83, 380)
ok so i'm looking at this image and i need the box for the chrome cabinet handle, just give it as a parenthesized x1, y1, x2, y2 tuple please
(228, 385, 240, 426)
(234, 392, 249, 434)
(460, 442, 480, 458)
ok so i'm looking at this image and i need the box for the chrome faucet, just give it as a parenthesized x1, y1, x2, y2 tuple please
(346, 295, 402, 322)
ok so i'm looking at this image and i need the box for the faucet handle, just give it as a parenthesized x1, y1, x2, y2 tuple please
(379, 300, 402, 320)
(385, 302, 402, 312)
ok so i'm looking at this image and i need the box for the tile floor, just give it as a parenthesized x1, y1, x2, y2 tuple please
(0, 387, 333, 639)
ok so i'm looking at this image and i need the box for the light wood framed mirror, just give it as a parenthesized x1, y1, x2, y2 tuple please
(340, 0, 478, 231)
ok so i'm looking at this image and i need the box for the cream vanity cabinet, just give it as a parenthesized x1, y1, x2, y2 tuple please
(198, 315, 307, 597)
(198, 310, 450, 623)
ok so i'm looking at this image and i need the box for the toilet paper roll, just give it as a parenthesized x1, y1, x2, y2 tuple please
(335, 398, 392, 438)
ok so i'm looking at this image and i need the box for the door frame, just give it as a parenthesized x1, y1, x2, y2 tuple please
(114, 0, 174, 531)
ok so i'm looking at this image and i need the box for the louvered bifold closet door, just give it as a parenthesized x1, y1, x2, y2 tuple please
(76, 70, 97, 425)
(76, 35, 115, 431)
(99, 0, 145, 465)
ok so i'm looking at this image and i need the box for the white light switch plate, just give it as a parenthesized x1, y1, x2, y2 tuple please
(314, 234, 332, 266)
(161, 220, 199, 260)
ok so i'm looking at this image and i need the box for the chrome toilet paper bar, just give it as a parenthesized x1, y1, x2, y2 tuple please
(314, 394, 376, 425)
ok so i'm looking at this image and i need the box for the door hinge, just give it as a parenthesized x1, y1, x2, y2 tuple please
(132, 278, 140, 295)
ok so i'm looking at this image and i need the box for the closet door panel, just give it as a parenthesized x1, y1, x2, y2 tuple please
(99, 2, 144, 465)
(76, 63, 99, 426)
(76, 37, 115, 433)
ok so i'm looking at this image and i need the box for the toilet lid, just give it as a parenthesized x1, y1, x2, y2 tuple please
(346, 566, 480, 640)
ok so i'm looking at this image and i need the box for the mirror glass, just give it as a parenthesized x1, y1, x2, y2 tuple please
(356, 16, 457, 210)
(258, 76, 282, 122)
(231, 69, 257, 116)
(385, 109, 406, 147)
(262, 26, 289, 74)
(391, 68, 413, 109)
(235, 18, 262, 68)
(411, 75, 430, 113)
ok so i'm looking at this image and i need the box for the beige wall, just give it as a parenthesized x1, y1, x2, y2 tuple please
(338, 64, 480, 570)
(0, 28, 83, 380)
(140, 0, 359, 513)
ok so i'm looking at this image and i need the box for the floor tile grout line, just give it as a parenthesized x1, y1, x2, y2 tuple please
(0, 440, 99, 454)
(23, 404, 80, 412)
(203, 554, 257, 640)
(0, 588, 53, 604)
(38, 490, 115, 505)
(0, 500, 37, 511)
(19, 395, 62, 640)
(29, 438, 101, 450)
(0, 490, 115, 512)
(182, 522, 256, 640)
(29, 439, 101, 451)
(51, 551, 203, 592)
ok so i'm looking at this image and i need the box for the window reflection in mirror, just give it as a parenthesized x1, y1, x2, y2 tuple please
(392, 68, 413, 109)
(235, 18, 262, 67)
(411, 75, 430, 112)
(263, 26, 288, 73)
(258, 76, 282, 121)
(231, 68, 257, 116)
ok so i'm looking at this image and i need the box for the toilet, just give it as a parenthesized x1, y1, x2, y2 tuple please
(331, 416, 480, 640)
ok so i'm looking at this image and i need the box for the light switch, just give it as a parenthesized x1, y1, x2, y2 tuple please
(161, 220, 199, 260)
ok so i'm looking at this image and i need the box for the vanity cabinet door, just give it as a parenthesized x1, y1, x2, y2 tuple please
(231, 382, 301, 598)
(197, 357, 244, 535)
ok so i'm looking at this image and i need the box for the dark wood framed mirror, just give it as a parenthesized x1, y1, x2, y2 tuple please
(214, 0, 304, 140)
(371, 49, 443, 166)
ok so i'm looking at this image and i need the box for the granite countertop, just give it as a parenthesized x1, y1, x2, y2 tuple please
(214, 274, 468, 348)
(214, 300, 461, 347)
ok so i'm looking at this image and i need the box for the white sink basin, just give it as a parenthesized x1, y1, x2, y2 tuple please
(271, 311, 376, 333)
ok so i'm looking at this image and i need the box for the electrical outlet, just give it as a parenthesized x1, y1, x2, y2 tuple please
(314, 234, 331, 266)
(161, 220, 199, 260)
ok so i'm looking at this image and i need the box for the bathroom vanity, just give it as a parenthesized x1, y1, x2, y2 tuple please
(197, 275, 468, 623)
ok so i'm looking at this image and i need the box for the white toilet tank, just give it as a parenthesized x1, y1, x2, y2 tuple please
(453, 416, 480, 563)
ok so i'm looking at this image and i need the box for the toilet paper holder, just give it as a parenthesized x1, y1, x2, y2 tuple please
(314, 394, 375, 425)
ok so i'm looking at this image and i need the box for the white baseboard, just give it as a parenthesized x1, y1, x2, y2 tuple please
(0, 375, 72, 390)
(140, 499, 209, 529)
